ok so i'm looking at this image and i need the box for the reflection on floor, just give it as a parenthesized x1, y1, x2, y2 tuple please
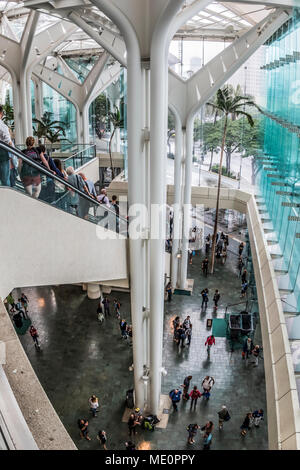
(13, 236, 267, 450)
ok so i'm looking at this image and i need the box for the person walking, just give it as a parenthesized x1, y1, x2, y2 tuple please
(205, 335, 215, 356)
(218, 405, 230, 430)
(78, 419, 91, 440)
(120, 319, 128, 339)
(187, 423, 199, 444)
(241, 268, 248, 284)
(224, 235, 229, 247)
(102, 297, 110, 316)
(239, 242, 244, 256)
(169, 388, 182, 412)
(251, 344, 260, 367)
(202, 432, 213, 450)
(182, 375, 193, 401)
(113, 299, 121, 319)
(238, 256, 244, 277)
(166, 282, 173, 302)
(188, 248, 193, 265)
(29, 325, 40, 348)
(252, 409, 264, 427)
(16, 298, 27, 320)
(202, 376, 215, 400)
(6, 293, 16, 313)
(241, 281, 248, 298)
(97, 301, 104, 322)
(183, 315, 192, 331)
(201, 288, 209, 310)
(202, 258, 209, 277)
(213, 290, 220, 310)
(185, 325, 192, 346)
(20, 293, 29, 315)
(0, 104, 13, 186)
(242, 337, 254, 364)
(240, 412, 253, 436)
(128, 413, 139, 436)
(217, 238, 223, 253)
(189, 386, 202, 411)
(173, 316, 180, 340)
(201, 421, 214, 449)
(89, 395, 99, 417)
(97, 430, 107, 450)
(221, 245, 227, 264)
(205, 237, 210, 254)
(177, 324, 186, 349)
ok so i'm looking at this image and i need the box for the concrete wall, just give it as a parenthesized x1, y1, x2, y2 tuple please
(0, 188, 128, 299)
(0, 300, 76, 450)
(75, 157, 99, 184)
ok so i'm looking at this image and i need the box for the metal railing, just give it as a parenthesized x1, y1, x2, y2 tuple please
(0, 141, 128, 236)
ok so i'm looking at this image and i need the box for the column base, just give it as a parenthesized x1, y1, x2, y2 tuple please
(121, 394, 171, 429)
(174, 279, 194, 296)
(87, 283, 101, 299)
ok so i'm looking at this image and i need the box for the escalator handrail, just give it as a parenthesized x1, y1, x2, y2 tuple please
(0, 140, 127, 224)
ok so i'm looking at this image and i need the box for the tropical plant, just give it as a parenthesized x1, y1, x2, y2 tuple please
(206, 85, 256, 274)
(2, 102, 14, 130)
(93, 92, 111, 139)
(107, 105, 124, 180)
(33, 111, 66, 142)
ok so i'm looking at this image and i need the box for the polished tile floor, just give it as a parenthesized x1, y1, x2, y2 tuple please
(13, 233, 267, 450)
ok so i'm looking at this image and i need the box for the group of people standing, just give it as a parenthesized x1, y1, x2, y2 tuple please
(6, 291, 41, 348)
(204, 232, 229, 264)
(172, 315, 193, 348)
(169, 373, 264, 449)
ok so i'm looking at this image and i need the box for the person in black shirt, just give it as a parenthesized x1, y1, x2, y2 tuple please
(128, 413, 139, 436)
(241, 269, 248, 284)
(213, 290, 220, 309)
(102, 297, 110, 316)
(202, 257, 209, 277)
(182, 375, 192, 400)
(97, 430, 107, 450)
(125, 441, 136, 450)
(78, 419, 91, 440)
(201, 288, 209, 309)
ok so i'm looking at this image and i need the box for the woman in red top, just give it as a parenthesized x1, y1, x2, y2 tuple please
(189, 386, 202, 411)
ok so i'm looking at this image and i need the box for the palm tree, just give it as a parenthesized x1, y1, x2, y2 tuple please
(107, 106, 124, 180)
(33, 111, 66, 143)
(207, 85, 256, 274)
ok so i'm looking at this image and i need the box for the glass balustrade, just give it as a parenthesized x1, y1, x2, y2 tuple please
(0, 141, 127, 237)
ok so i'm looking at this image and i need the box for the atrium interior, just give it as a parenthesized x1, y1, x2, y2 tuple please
(0, 0, 299, 452)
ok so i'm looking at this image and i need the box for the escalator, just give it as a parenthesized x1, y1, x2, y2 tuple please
(0, 141, 128, 298)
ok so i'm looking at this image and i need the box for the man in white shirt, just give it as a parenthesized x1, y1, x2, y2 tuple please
(0, 105, 13, 186)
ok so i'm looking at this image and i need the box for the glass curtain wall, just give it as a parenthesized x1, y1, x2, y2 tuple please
(258, 9, 300, 310)
(42, 83, 77, 143)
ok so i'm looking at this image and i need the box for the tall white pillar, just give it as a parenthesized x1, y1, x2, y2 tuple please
(149, 0, 184, 415)
(12, 77, 22, 144)
(180, 115, 194, 289)
(19, 72, 29, 140)
(33, 78, 43, 121)
(170, 107, 183, 290)
(76, 107, 84, 144)
(82, 104, 90, 144)
(87, 283, 101, 299)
